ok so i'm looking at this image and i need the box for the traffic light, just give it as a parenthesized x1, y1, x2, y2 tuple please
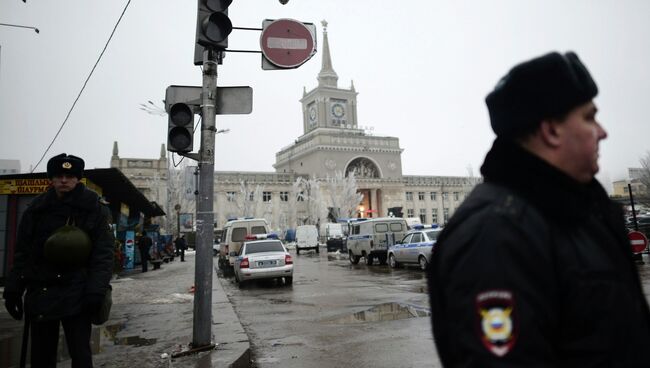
(167, 103, 194, 152)
(196, 0, 233, 50)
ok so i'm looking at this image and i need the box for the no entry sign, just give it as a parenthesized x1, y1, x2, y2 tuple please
(260, 19, 316, 69)
(629, 230, 648, 254)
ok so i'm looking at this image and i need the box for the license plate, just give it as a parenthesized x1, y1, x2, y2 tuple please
(258, 260, 277, 267)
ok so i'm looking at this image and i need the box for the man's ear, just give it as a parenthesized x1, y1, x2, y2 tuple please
(538, 119, 562, 148)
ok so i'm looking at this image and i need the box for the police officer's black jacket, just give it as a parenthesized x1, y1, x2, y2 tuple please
(428, 138, 650, 367)
(4, 183, 114, 321)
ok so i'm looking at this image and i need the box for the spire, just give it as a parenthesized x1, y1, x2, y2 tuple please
(112, 141, 119, 158)
(318, 20, 338, 88)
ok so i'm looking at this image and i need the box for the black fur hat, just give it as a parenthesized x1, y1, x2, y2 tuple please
(485, 51, 598, 139)
(46, 153, 85, 179)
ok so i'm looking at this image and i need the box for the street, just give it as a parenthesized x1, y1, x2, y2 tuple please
(218, 246, 442, 368)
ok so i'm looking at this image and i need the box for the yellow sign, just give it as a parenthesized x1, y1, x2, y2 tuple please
(0, 178, 88, 195)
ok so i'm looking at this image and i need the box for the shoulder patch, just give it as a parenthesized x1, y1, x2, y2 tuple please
(475, 289, 518, 357)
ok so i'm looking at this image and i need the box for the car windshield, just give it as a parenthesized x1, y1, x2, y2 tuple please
(245, 241, 285, 254)
(425, 230, 441, 241)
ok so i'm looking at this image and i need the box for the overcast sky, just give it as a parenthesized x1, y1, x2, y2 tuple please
(1, 1, 649, 192)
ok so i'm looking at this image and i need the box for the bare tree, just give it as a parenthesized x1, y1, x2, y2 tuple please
(288, 177, 301, 228)
(323, 171, 363, 219)
(234, 180, 265, 218)
(638, 152, 650, 206)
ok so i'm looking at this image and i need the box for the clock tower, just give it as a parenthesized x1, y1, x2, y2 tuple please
(300, 20, 358, 133)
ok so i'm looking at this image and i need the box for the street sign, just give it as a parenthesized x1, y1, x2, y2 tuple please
(629, 230, 648, 254)
(165, 85, 253, 115)
(260, 18, 316, 69)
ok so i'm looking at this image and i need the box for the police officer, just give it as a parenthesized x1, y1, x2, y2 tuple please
(175, 235, 187, 262)
(428, 52, 650, 366)
(3, 153, 114, 367)
(137, 232, 152, 272)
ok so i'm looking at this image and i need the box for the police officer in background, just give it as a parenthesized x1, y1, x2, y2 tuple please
(175, 235, 187, 262)
(137, 232, 152, 272)
(3, 153, 114, 367)
(428, 52, 650, 366)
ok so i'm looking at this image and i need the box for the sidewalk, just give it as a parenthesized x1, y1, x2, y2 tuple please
(0, 251, 250, 368)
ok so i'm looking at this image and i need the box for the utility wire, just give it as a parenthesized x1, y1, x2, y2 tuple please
(31, 0, 132, 172)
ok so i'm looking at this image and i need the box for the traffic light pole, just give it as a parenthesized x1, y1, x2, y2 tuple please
(193, 47, 219, 348)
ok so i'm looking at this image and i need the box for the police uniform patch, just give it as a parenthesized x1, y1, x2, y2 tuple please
(476, 290, 517, 357)
(62, 162, 72, 169)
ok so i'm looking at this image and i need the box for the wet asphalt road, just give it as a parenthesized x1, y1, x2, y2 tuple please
(218, 246, 442, 368)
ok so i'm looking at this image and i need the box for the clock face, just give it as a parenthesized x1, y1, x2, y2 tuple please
(331, 103, 345, 118)
(309, 106, 317, 123)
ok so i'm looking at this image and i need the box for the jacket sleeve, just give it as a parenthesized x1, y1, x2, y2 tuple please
(3, 208, 34, 297)
(85, 203, 115, 296)
(430, 207, 558, 367)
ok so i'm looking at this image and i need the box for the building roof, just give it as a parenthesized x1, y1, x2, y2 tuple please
(0, 168, 165, 217)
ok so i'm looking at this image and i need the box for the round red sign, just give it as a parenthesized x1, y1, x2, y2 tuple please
(629, 230, 648, 254)
(260, 19, 315, 68)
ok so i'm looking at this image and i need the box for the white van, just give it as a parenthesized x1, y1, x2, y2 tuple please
(295, 225, 319, 254)
(346, 217, 408, 265)
(219, 218, 270, 273)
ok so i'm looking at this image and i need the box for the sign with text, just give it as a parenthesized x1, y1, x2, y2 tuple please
(0, 178, 88, 195)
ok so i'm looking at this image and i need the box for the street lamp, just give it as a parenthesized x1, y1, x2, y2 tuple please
(174, 204, 181, 238)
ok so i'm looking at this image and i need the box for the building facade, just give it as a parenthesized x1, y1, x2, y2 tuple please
(114, 21, 480, 234)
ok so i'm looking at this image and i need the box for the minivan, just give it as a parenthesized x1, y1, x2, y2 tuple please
(346, 217, 409, 265)
(219, 218, 270, 273)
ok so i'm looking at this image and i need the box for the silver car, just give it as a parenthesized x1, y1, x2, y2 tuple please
(234, 239, 293, 288)
(388, 227, 442, 270)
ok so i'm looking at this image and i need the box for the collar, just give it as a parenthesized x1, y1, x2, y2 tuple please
(479, 138, 609, 224)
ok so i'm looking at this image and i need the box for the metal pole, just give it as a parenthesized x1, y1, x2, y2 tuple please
(628, 183, 639, 231)
(193, 48, 217, 348)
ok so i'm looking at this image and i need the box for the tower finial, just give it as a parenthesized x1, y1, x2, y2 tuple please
(317, 19, 338, 88)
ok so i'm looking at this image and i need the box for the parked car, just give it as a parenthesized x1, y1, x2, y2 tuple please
(295, 224, 319, 254)
(321, 223, 346, 252)
(388, 226, 442, 270)
(234, 238, 293, 288)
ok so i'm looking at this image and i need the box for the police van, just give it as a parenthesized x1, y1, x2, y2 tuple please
(346, 217, 409, 265)
(218, 218, 270, 274)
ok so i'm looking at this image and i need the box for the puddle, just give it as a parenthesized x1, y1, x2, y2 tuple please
(98, 323, 157, 347)
(0, 322, 156, 366)
(330, 302, 430, 324)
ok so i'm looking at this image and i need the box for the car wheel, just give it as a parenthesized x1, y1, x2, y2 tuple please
(349, 251, 360, 265)
(365, 253, 374, 266)
(285, 276, 293, 286)
(419, 255, 429, 271)
(238, 279, 246, 289)
(315, 246, 320, 254)
(389, 254, 400, 268)
(296, 248, 300, 255)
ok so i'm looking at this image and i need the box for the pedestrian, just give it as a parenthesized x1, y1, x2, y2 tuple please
(137, 232, 152, 273)
(175, 235, 187, 262)
(428, 51, 650, 366)
(3, 153, 114, 367)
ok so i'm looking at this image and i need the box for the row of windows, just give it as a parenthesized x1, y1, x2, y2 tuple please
(406, 208, 450, 224)
(405, 191, 461, 201)
(225, 191, 304, 202)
